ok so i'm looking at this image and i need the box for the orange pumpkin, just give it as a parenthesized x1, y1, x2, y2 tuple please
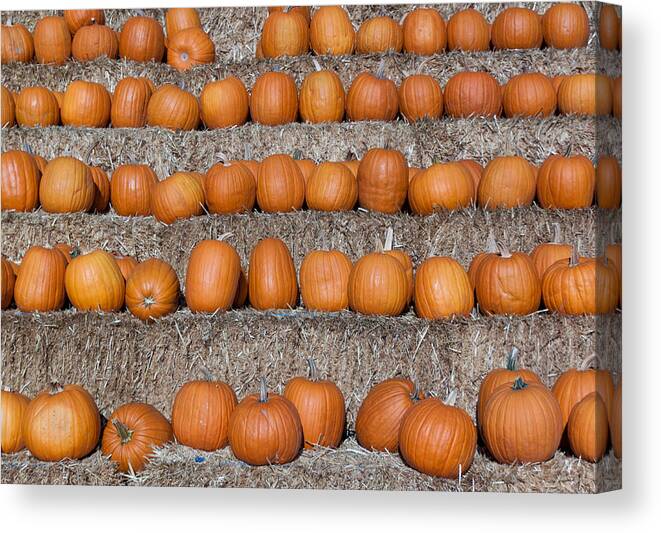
(165, 8, 201, 37)
(491, 7, 543, 49)
(293, 156, 316, 186)
(151, 172, 205, 224)
(599, 5, 620, 50)
(64, 9, 105, 34)
(357, 148, 408, 214)
(612, 76, 622, 119)
(166, 27, 215, 71)
(119, 16, 165, 62)
(125, 258, 180, 321)
(250, 71, 298, 126)
(414, 256, 473, 319)
(1, 257, 16, 309)
(542, 3, 589, 49)
(310, 6, 355, 55)
(89, 166, 111, 212)
(1, 388, 30, 453)
(33, 16, 72, 65)
(305, 162, 357, 212)
(356, 16, 403, 53)
(200, 76, 249, 128)
(61, 80, 111, 127)
(299, 249, 352, 312)
(248, 238, 298, 310)
(299, 68, 346, 124)
(398, 74, 443, 121)
(596, 156, 622, 209)
(444, 71, 502, 117)
(206, 161, 256, 214)
(15, 86, 60, 126)
(110, 164, 158, 216)
(478, 156, 536, 209)
(111, 76, 155, 128)
(113, 255, 139, 281)
(557, 74, 613, 116)
(408, 162, 475, 214)
(537, 155, 595, 209)
(1, 86, 16, 127)
(65, 249, 126, 312)
(346, 65, 399, 122)
(447, 8, 490, 51)
(1, 24, 34, 63)
(72, 23, 118, 61)
(146, 84, 200, 131)
(530, 223, 572, 279)
(267, 6, 311, 23)
(39, 156, 95, 213)
(261, 10, 309, 58)
(402, 8, 447, 55)
(1, 149, 41, 212)
(256, 154, 305, 213)
(567, 392, 609, 462)
(503, 73, 557, 117)
(458, 159, 483, 191)
(13, 246, 67, 312)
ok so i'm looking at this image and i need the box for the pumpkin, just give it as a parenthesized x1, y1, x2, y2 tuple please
(482, 378, 563, 464)
(310, 6, 355, 55)
(185, 240, 241, 313)
(1, 24, 34, 63)
(299, 249, 352, 312)
(39, 156, 95, 213)
(64, 9, 105, 34)
(478, 156, 537, 209)
(65, 249, 125, 312)
(72, 23, 118, 61)
(447, 8, 490, 51)
(119, 16, 165, 62)
(146, 84, 200, 131)
(567, 392, 609, 462)
(200, 76, 249, 128)
(355, 377, 422, 452)
(402, 8, 447, 55)
(1, 149, 41, 212)
(268, 6, 311, 23)
(256, 154, 305, 213)
(101, 402, 172, 472)
(299, 68, 346, 124)
(248, 238, 298, 310)
(255, 39, 264, 58)
(305, 162, 357, 212)
(491, 7, 543, 49)
(537, 154, 595, 209)
(356, 16, 403, 54)
(612, 76, 621, 119)
(111, 76, 155, 128)
(33, 154, 49, 174)
(345, 63, 399, 122)
(166, 27, 215, 71)
(250, 71, 298, 126)
(113, 255, 138, 281)
(15, 86, 60, 126)
(33, 16, 71, 64)
(551, 75, 567, 95)
(502, 73, 556, 117)
(110, 164, 158, 216)
(228, 378, 303, 465)
(151, 172, 205, 224)
(261, 9, 309, 58)
(89, 166, 111, 212)
(408, 162, 474, 214)
(1, 257, 16, 309)
(542, 246, 619, 315)
(531, 223, 572, 279)
(467, 231, 498, 289)
(399, 393, 477, 479)
(557, 74, 613, 116)
(171, 380, 238, 451)
(610, 379, 622, 459)
(595, 156, 621, 210)
(474, 242, 541, 315)
(1, 86, 16, 126)
(206, 161, 255, 213)
(605, 242, 622, 304)
(284, 359, 346, 449)
(414, 256, 473, 319)
(444, 71, 502, 117)
(1, 388, 30, 453)
(458, 159, 483, 191)
(13, 246, 66, 312)
(165, 8, 201, 37)
(384, 246, 414, 305)
(398, 74, 443, 121)
(356, 148, 408, 213)
(599, 5, 620, 50)
(61, 80, 111, 127)
(125, 258, 179, 321)
(22, 383, 101, 461)
(542, 3, 589, 49)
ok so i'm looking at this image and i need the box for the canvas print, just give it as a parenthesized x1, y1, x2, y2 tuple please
(0, 2, 621, 493)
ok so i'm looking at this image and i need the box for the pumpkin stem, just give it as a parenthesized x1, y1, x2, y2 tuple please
(580, 354, 600, 371)
(444, 390, 457, 406)
(376, 58, 387, 79)
(113, 419, 134, 444)
(143, 296, 156, 308)
(49, 382, 64, 395)
(552, 222, 562, 244)
(312, 58, 322, 72)
(497, 241, 512, 259)
(512, 377, 528, 390)
(410, 382, 420, 401)
(383, 227, 394, 252)
(259, 377, 268, 403)
(485, 230, 497, 253)
(306, 358, 318, 381)
(505, 347, 520, 371)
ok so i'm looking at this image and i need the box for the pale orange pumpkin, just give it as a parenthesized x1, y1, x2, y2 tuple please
(200, 76, 249, 129)
(356, 16, 403, 54)
(305, 162, 358, 212)
(478, 156, 537, 209)
(65, 249, 126, 312)
(206, 161, 256, 214)
(530, 223, 572, 280)
(537, 155, 595, 209)
(1, 388, 30, 453)
(310, 6, 355, 55)
(408, 162, 475, 214)
(61, 80, 111, 127)
(165, 8, 202, 37)
(261, 9, 309, 58)
(299, 68, 346, 124)
(151, 172, 205, 224)
(1, 23, 34, 63)
(402, 8, 447, 55)
(39, 156, 96, 213)
(1, 149, 41, 212)
(414, 256, 474, 319)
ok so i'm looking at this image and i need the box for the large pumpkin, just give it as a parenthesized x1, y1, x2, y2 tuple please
(146, 84, 200, 131)
(65, 249, 126, 312)
(61, 80, 111, 127)
(408, 162, 474, 214)
(299, 249, 352, 312)
(305, 161, 357, 212)
(567, 392, 609, 462)
(356, 148, 408, 213)
(39, 156, 96, 213)
(64, 9, 105, 33)
(111, 76, 155, 128)
(72, 23, 118, 61)
(166, 27, 215, 71)
(248, 238, 298, 310)
(309, 6, 355, 55)
(356, 16, 403, 54)
(13, 246, 67, 312)
(346, 65, 399, 122)
(414, 256, 473, 319)
(1, 23, 34, 63)
(595, 156, 622, 209)
(256, 154, 305, 212)
(542, 3, 589, 49)
(491, 7, 543, 49)
(200, 76, 249, 128)
(1, 257, 16, 309)
(15, 86, 60, 126)
(165, 7, 201, 37)
(530, 223, 572, 279)
(557, 74, 613, 116)
(477, 156, 537, 209)
(299, 68, 346, 124)
(250, 71, 298, 126)
(33, 16, 71, 65)
(1, 388, 30, 453)
(119, 16, 165, 62)
(447, 8, 490, 51)
(110, 164, 158, 216)
(444, 71, 502, 118)
(261, 9, 309, 58)
(125, 258, 180, 321)
(151, 172, 205, 224)
(537, 155, 595, 209)
(402, 8, 447, 55)
(398, 74, 443, 121)
(503, 73, 556, 117)
(1, 149, 41, 212)
(206, 161, 256, 213)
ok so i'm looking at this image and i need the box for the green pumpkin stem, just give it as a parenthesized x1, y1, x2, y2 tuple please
(259, 377, 268, 403)
(512, 377, 528, 390)
(113, 419, 133, 444)
(505, 347, 520, 371)
(306, 358, 318, 381)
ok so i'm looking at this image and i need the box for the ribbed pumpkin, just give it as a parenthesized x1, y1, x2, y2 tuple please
(22, 383, 100, 462)
(299, 68, 346, 123)
(250, 71, 298, 126)
(261, 9, 309, 58)
(596, 156, 621, 209)
(39, 156, 95, 213)
(113, 255, 138, 281)
(355, 377, 422, 452)
(447, 8, 490, 51)
(357, 148, 408, 213)
(402, 8, 447, 55)
(200, 76, 249, 128)
(166, 27, 215, 71)
(310, 6, 355, 55)
(599, 5, 620, 50)
(256, 154, 305, 213)
(268, 6, 311, 23)
(458, 159, 483, 191)
(299, 249, 352, 312)
(474, 243, 541, 315)
(444, 71, 502, 118)
(248, 238, 298, 310)
(1, 86, 16, 127)
(491, 7, 543, 49)
(606, 242, 622, 301)
(612, 76, 622, 119)
(345, 64, 399, 122)
(398, 74, 443, 121)
(228, 378, 303, 465)
(15, 86, 60, 126)
(356, 16, 403, 53)
(414, 256, 473, 319)
(1, 257, 16, 309)
(65, 249, 126, 312)
(1, 388, 30, 453)
(531, 223, 572, 279)
(482, 378, 563, 464)
(110, 164, 158, 216)
(305, 162, 357, 212)
(503, 73, 557, 117)
(537, 154, 595, 209)
(13, 246, 67, 312)
(478, 156, 536, 209)
(61, 80, 111, 127)
(33, 16, 71, 65)
(1, 149, 41, 212)
(165, 8, 201, 37)
(284, 359, 346, 449)
(72, 23, 118, 61)
(101, 402, 172, 473)
(408, 162, 475, 214)
(64, 9, 105, 34)
(567, 392, 609, 462)
(542, 3, 589, 49)
(171, 380, 238, 451)
(1, 24, 34, 63)
(125, 258, 179, 321)
(557, 74, 613, 116)
(610, 379, 622, 459)
(119, 16, 165, 62)
(88, 166, 111, 213)
(111, 76, 155, 127)
(146, 84, 200, 131)
(151, 172, 205, 224)
(185, 240, 241, 313)
(206, 161, 255, 213)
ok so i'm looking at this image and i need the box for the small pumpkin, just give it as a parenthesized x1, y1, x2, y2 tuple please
(200, 76, 249, 128)
(402, 8, 447, 55)
(64, 9, 105, 34)
(206, 161, 256, 213)
(444, 71, 502, 118)
(478, 156, 537, 209)
(256, 154, 305, 213)
(346, 63, 399, 122)
(447, 8, 490, 51)
(261, 9, 309, 58)
(567, 392, 609, 462)
(356, 16, 403, 54)
(610, 379, 622, 459)
(310, 6, 355, 56)
(1, 86, 16, 126)
(250, 71, 298, 126)
(110, 164, 158, 216)
(166, 27, 215, 71)
(65, 249, 126, 312)
(414, 256, 473, 319)
(1, 388, 30, 453)
(165, 8, 201, 37)
(612, 76, 622, 119)
(398, 74, 443, 121)
(111, 76, 155, 128)
(39, 156, 95, 213)
(357, 148, 408, 214)
(113, 255, 139, 281)
(125, 258, 179, 321)
(299, 249, 352, 312)
(72, 23, 118, 61)
(248, 238, 298, 310)
(33, 16, 72, 65)
(530, 222, 572, 279)
(537, 154, 595, 209)
(1, 23, 34, 63)
(119, 16, 165, 63)
(146, 84, 200, 131)
(151, 172, 205, 224)
(1, 149, 41, 212)
(305, 161, 357, 212)
(491, 7, 543, 49)
(599, 5, 620, 50)
(542, 3, 589, 49)
(503, 73, 556, 117)
(557, 74, 613, 116)
(61, 80, 111, 127)
(408, 162, 475, 214)
(13, 246, 67, 312)
(1, 257, 16, 309)
(299, 68, 346, 124)
(89, 165, 111, 212)
(15, 86, 60, 126)
(458, 159, 483, 191)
